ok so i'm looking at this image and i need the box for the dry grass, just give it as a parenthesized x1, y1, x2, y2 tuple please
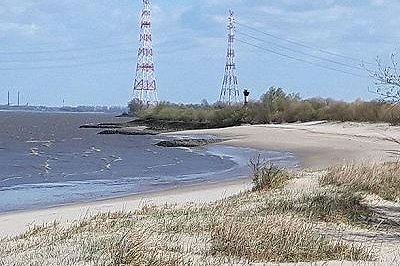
(252, 188, 372, 226)
(321, 162, 400, 201)
(1, 163, 385, 265)
(0, 187, 372, 265)
(249, 154, 292, 191)
(210, 214, 368, 263)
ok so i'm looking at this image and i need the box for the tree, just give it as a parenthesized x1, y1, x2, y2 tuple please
(261, 87, 300, 113)
(365, 53, 400, 103)
(128, 99, 145, 117)
(200, 99, 210, 107)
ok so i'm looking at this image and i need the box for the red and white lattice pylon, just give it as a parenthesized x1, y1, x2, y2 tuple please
(132, 0, 158, 106)
(219, 10, 240, 105)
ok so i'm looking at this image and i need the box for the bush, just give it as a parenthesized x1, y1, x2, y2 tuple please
(134, 87, 400, 128)
(249, 155, 291, 191)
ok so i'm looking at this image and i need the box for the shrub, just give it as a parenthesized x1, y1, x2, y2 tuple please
(249, 155, 291, 191)
(134, 87, 400, 127)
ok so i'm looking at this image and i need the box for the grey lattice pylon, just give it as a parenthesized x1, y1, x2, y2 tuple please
(132, 0, 158, 105)
(219, 10, 240, 105)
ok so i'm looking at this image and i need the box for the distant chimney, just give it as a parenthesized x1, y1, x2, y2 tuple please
(7, 91, 10, 106)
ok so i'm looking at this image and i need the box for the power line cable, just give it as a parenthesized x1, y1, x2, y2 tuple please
(236, 39, 367, 78)
(236, 21, 373, 65)
(237, 31, 364, 71)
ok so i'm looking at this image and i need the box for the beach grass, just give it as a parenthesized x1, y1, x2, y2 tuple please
(0, 180, 373, 265)
(249, 154, 292, 191)
(321, 162, 400, 201)
(209, 213, 368, 263)
(261, 190, 372, 225)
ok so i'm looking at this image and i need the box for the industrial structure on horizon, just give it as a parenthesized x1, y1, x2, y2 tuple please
(132, 0, 158, 106)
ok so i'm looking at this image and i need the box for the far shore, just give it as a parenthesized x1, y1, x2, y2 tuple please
(1, 121, 399, 237)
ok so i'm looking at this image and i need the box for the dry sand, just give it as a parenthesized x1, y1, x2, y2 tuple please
(172, 121, 400, 169)
(1, 121, 399, 238)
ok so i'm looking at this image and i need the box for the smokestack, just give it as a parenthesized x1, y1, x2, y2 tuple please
(7, 91, 10, 106)
(17, 91, 20, 106)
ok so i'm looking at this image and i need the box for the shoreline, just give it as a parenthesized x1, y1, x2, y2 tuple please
(168, 122, 399, 169)
(2, 121, 398, 237)
(0, 178, 251, 237)
(0, 175, 250, 217)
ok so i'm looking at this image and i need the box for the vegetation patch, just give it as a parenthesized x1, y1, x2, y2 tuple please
(0, 188, 373, 265)
(296, 190, 371, 224)
(250, 154, 292, 191)
(257, 189, 372, 225)
(321, 162, 400, 201)
(210, 215, 369, 263)
(129, 87, 400, 129)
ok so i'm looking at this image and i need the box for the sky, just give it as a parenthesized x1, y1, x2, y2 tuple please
(0, 0, 399, 106)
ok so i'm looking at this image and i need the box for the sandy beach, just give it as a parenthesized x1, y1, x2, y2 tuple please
(173, 121, 400, 169)
(1, 121, 399, 238)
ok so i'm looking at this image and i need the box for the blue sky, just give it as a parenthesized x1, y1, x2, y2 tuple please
(0, 0, 398, 106)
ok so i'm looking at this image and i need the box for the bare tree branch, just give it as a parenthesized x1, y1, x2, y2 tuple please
(364, 54, 400, 103)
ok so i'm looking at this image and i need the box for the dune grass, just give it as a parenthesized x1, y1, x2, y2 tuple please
(249, 155, 292, 191)
(321, 162, 400, 201)
(210, 214, 368, 263)
(259, 190, 372, 225)
(0, 161, 383, 265)
(0, 186, 372, 265)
